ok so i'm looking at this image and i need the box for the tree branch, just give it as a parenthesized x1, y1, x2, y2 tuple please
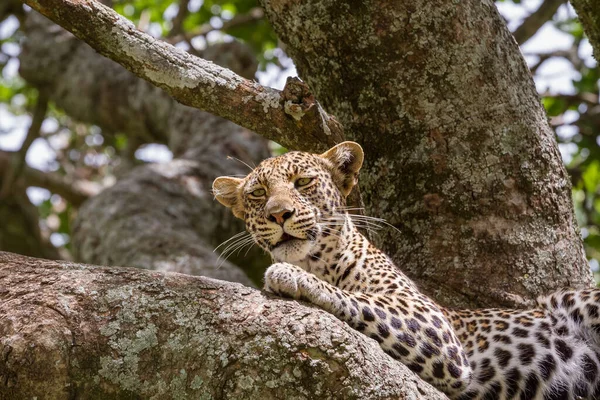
(166, 0, 189, 38)
(570, 0, 600, 61)
(512, 0, 567, 45)
(0, 251, 445, 399)
(166, 7, 265, 45)
(0, 92, 48, 199)
(22, 0, 343, 153)
(0, 151, 99, 207)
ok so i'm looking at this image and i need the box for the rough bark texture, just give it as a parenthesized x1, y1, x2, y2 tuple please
(21, 0, 344, 153)
(72, 159, 260, 286)
(570, 0, 600, 60)
(19, 11, 272, 284)
(0, 251, 446, 400)
(20, 12, 261, 157)
(261, 0, 593, 308)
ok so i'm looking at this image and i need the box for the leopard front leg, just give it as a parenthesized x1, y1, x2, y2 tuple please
(264, 263, 472, 397)
(264, 262, 334, 306)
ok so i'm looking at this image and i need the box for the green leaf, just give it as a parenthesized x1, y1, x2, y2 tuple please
(582, 160, 600, 195)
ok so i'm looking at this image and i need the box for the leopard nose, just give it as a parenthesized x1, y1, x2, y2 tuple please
(267, 209, 295, 225)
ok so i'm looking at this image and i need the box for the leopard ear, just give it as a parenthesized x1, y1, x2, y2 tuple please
(320, 141, 364, 196)
(212, 176, 245, 219)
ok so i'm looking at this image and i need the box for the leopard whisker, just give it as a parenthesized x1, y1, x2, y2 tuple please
(216, 236, 256, 267)
(214, 231, 252, 252)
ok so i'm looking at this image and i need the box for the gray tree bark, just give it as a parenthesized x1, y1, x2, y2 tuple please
(570, 0, 600, 60)
(0, 251, 445, 400)
(261, 0, 593, 308)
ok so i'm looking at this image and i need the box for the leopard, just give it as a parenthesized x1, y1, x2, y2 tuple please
(213, 141, 600, 399)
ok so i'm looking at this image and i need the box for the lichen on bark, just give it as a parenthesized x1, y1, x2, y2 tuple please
(0, 252, 446, 399)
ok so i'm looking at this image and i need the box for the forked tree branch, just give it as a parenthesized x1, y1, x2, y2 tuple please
(22, 0, 344, 153)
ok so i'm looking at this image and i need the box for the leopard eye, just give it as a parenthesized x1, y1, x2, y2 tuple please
(250, 188, 266, 197)
(295, 177, 313, 187)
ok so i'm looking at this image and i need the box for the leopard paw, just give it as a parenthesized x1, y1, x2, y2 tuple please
(264, 263, 305, 299)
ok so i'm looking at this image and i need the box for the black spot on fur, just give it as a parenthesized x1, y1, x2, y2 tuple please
(535, 332, 550, 349)
(393, 343, 410, 357)
(554, 338, 573, 362)
(539, 354, 556, 381)
(587, 304, 599, 319)
(448, 362, 463, 379)
(583, 354, 599, 383)
(407, 363, 423, 373)
(425, 327, 442, 347)
(397, 333, 417, 347)
(477, 362, 495, 383)
(369, 333, 383, 343)
(390, 316, 402, 329)
(544, 384, 569, 400)
(492, 334, 512, 344)
(432, 361, 445, 379)
(494, 348, 511, 368)
(406, 318, 421, 333)
(431, 315, 443, 328)
(521, 373, 539, 399)
(414, 312, 427, 323)
(574, 380, 589, 398)
(570, 308, 584, 324)
(374, 307, 387, 320)
(517, 343, 535, 365)
(561, 293, 575, 309)
(505, 368, 521, 399)
(377, 323, 390, 338)
(420, 342, 440, 359)
(512, 327, 529, 338)
(483, 382, 501, 400)
(362, 307, 375, 322)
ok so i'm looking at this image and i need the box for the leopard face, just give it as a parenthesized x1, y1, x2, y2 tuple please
(213, 142, 363, 263)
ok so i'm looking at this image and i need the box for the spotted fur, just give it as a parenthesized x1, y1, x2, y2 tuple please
(213, 142, 600, 399)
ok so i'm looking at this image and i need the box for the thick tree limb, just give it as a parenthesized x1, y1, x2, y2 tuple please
(512, 0, 567, 45)
(22, 0, 343, 153)
(0, 251, 446, 400)
(570, 0, 600, 60)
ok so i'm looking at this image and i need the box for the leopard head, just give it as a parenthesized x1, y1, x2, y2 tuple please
(213, 142, 363, 262)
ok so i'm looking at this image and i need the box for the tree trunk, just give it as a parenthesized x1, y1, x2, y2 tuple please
(260, 0, 593, 308)
(0, 251, 445, 400)
(570, 0, 600, 60)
